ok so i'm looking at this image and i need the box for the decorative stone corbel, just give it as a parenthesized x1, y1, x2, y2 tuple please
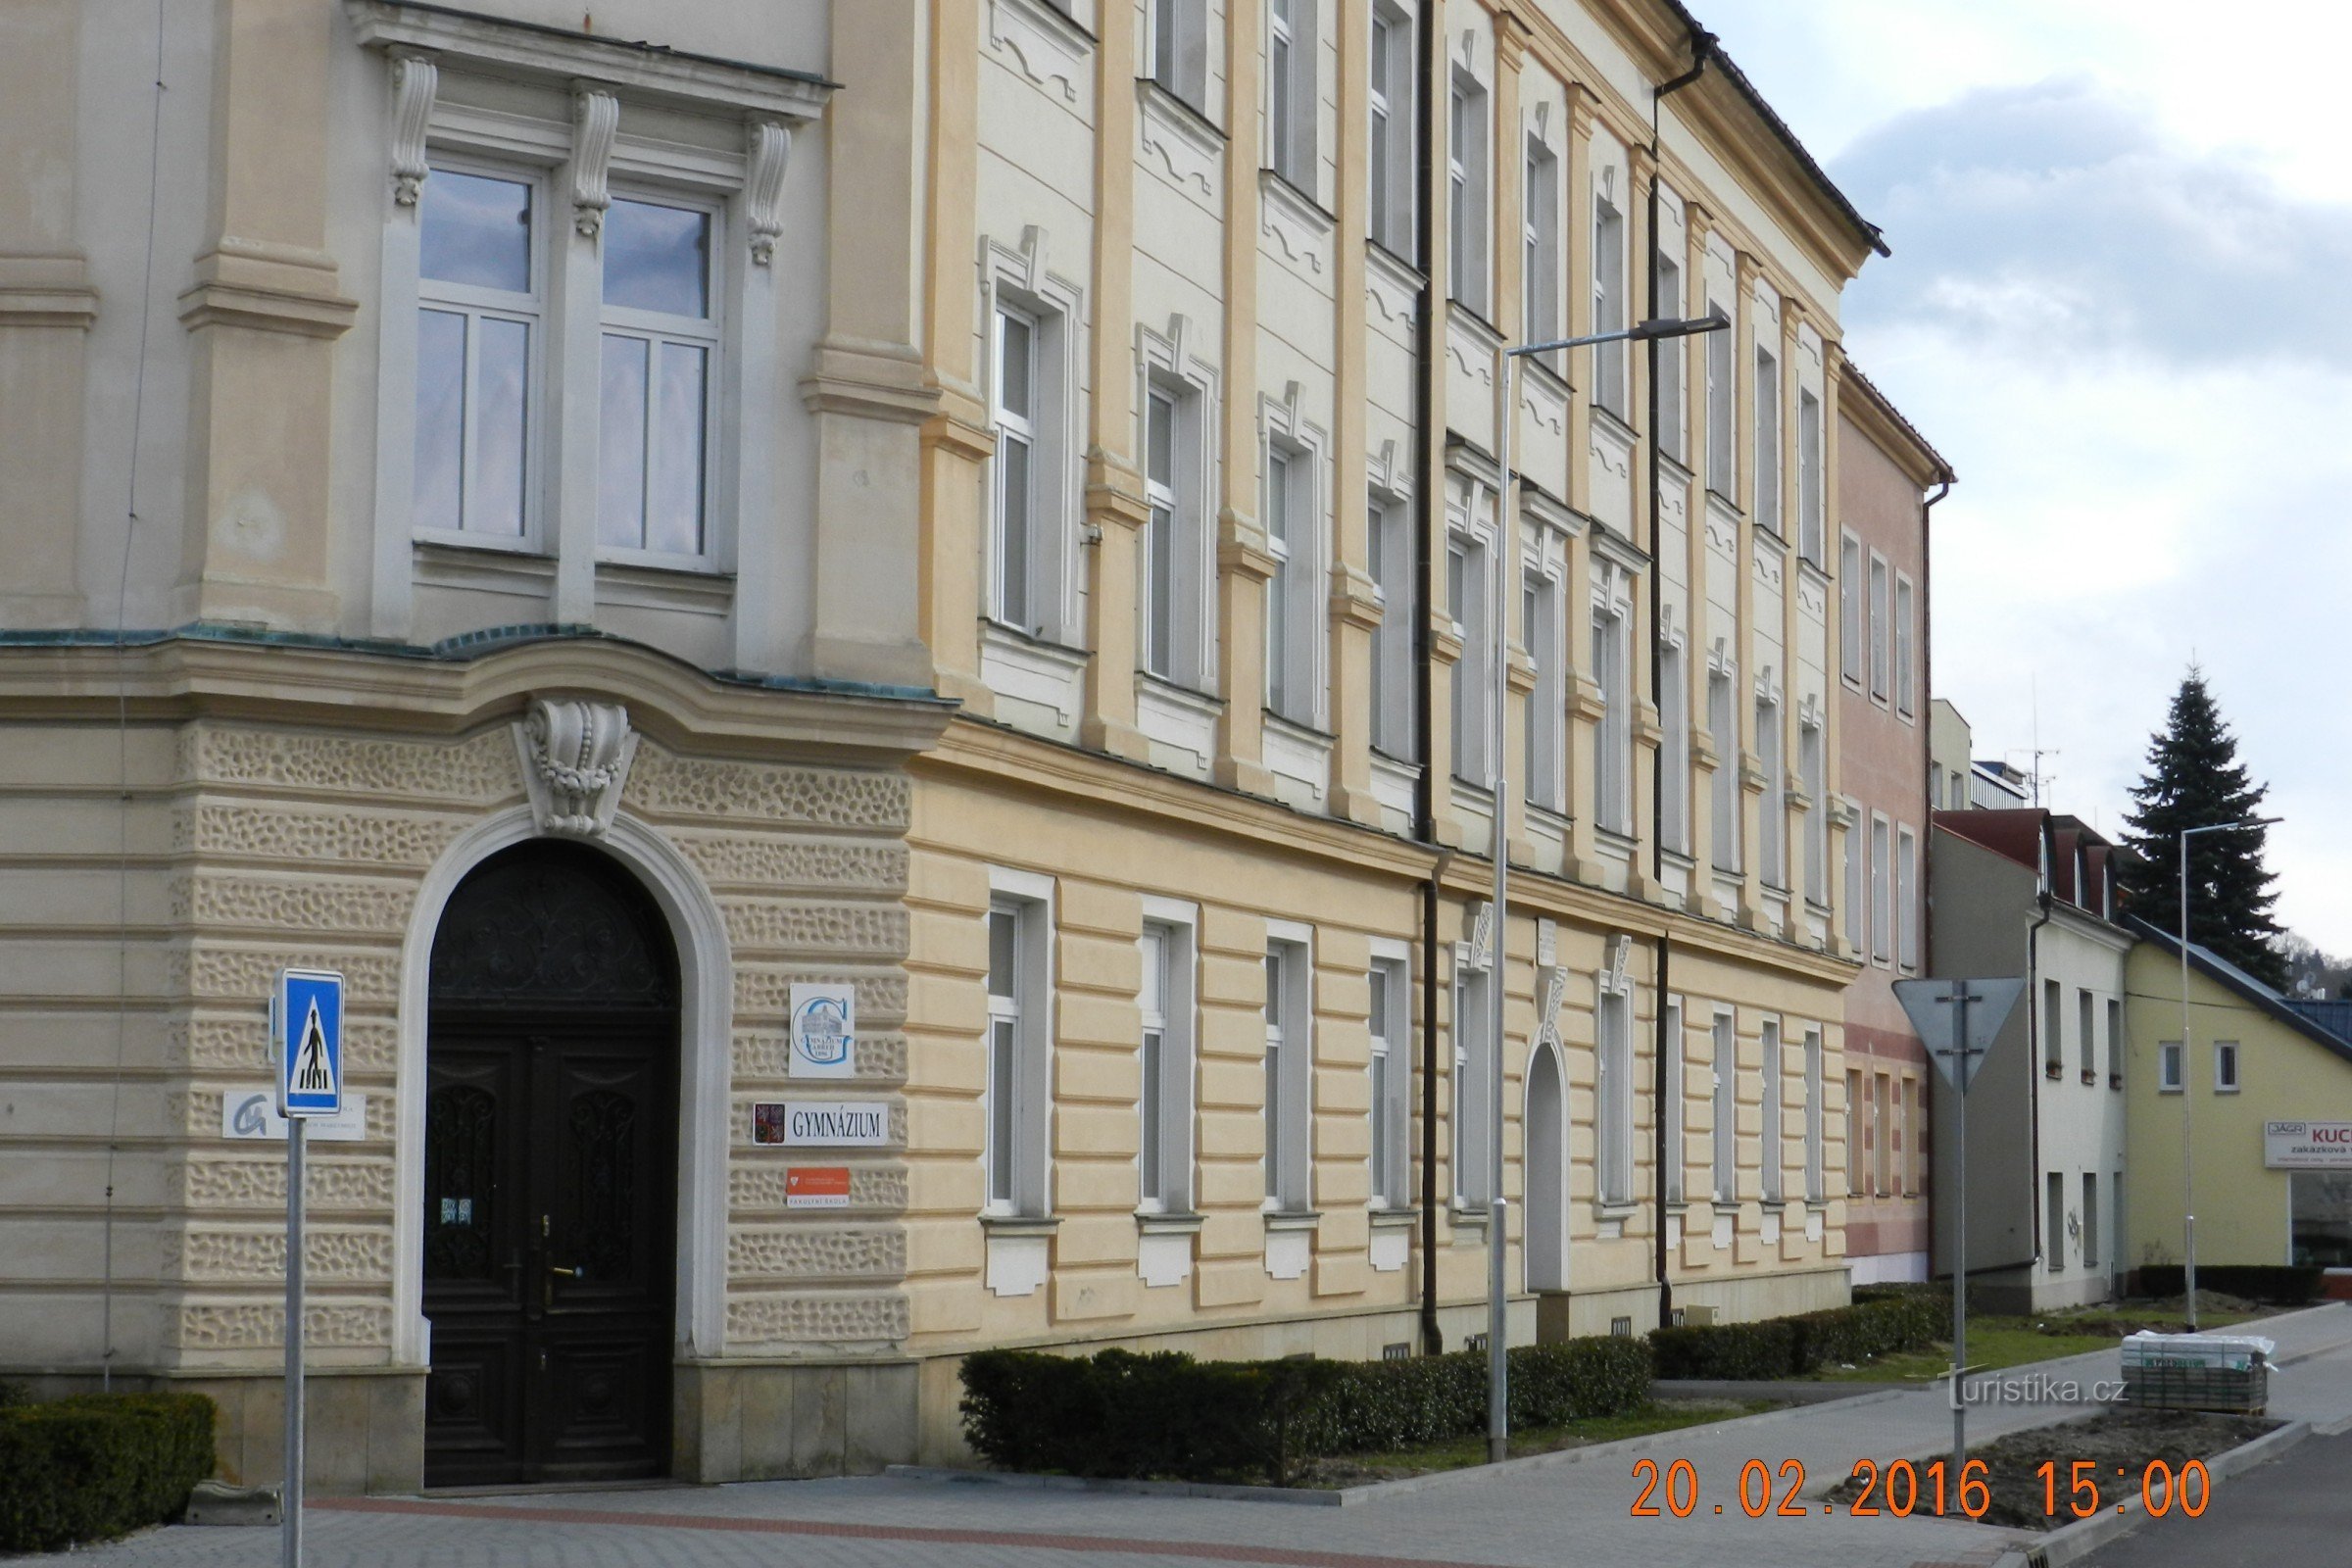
(1604, 933, 1633, 994)
(570, 85, 620, 238)
(1466, 900, 1495, 972)
(514, 697, 638, 838)
(1538, 963, 1566, 1050)
(746, 121, 792, 265)
(388, 52, 439, 207)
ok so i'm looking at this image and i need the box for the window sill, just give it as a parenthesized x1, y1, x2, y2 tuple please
(2216, 1087, 2241, 1096)
(1368, 1206, 1420, 1229)
(414, 531, 549, 562)
(980, 1213, 1061, 1238)
(1259, 166, 1335, 228)
(1262, 1209, 1321, 1233)
(2158, 1086, 2182, 1095)
(1135, 75, 1224, 141)
(596, 548, 728, 579)
(1593, 1200, 1639, 1222)
(2110, 1075, 2124, 1091)
(2081, 1070, 2099, 1085)
(1137, 1210, 1206, 1236)
(2045, 1064, 2065, 1080)
(982, 616, 1089, 663)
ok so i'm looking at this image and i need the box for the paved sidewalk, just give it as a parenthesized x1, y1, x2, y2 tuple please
(70, 1304, 2352, 1568)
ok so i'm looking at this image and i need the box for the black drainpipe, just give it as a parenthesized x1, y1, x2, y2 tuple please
(1918, 475, 1949, 1277)
(1648, 25, 1714, 1331)
(1414, 0, 1444, 1356)
(2024, 836, 2055, 1286)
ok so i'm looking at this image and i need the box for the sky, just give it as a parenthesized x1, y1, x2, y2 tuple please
(1695, 0, 2352, 956)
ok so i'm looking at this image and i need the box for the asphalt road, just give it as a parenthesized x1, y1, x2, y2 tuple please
(2079, 1425, 2352, 1568)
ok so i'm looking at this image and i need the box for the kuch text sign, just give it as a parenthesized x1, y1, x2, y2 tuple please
(2265, 1120, 2352, 1169)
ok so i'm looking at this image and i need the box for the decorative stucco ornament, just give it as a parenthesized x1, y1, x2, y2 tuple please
(514, 697, 638, 838)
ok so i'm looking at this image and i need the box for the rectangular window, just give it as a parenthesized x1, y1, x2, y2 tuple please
(2107, 999, 2123, 1083)
(2040, 978, 2064, 1075)
(1663, 999, 1686, 1205)
(2079, 990, 2096, 1078)
(1151, 0, 1209, 109)
(1141, 384, 1186, 681)
(1655, 250, 1685, 463)
(1598, 984, 1634, 1205)
(1264, 442, 1319, 724)
(1797, 388, 1824, 564)
(1903, 1079, 1922, 1195)
(2047, 1171, 2066, 1271)
(1449, 531, 1491, 785)
(1874, 1073, 1892, 1196)
(1138, 922, 1197, 1214)
(1266, 0, 1315, 188)
(1869, 555, 1891, 700)
(1368, 494, 1415, 758)
(1896, 827, 1919, 970)
(1447, 74, 1488, 315)
(1593, 194, 1627, 416)
(1838, 534, 1863, 684)
(1803, 1029, 1824, 1204)
(1367, 4, 1414, 254)
(1265, 938, 1313, 1208)
(1760, 1019, 1784, 1203)
(1523, 138, 1559, 348)
(1800, 720, 1826, 902)
(985, 895, 1050, 1217)
(2216, 1040, 2240, 1093)
(1452, 960, 1493, 1207)
(1369, 957, 1409, 1207)
(1711, 1012, 1737, 1202)
(598, 196, 717, 559)
(1894, 574, 1916, 717)
(1871, 817, 1892, 964)
(1756, 697, 1785, 889)
(1753, 344, 1781, 535)
(2082, 1173, 2100, 1269)
(1705, 298, 1735, 496)
(1708, 665, 1737, 871)
(1524, 572, 1562, 810)
(1844, 1067, 1864, 1198)
(1660, 641, 1690, 855)
(1592, 599, 1631, 832)
(2160, 1039, 2182, 1092)
(416, 168, 540, 541)
(1845, 807, 1864, 950)
(992, 304, 1048, 631)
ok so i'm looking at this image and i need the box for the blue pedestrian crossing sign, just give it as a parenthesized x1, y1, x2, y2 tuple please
(274, 968, 346, 1118)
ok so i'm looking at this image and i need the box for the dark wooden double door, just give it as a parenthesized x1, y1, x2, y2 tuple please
(421, 842, 680, 1489)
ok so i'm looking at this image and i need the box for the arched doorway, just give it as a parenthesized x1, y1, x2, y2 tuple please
(420, 840, 681, 1488)
(1524, 1042, 1569, 1293)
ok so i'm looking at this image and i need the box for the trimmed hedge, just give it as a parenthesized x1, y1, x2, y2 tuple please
(1650, 1293, 1950, 1380)
(0, 1392, 217, 1553)
(2136, 1264, 2320, 1305)
(959, 1336, 1651, 1486)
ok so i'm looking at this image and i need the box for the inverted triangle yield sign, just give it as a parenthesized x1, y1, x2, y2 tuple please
(1892, 976, 2025, 1093)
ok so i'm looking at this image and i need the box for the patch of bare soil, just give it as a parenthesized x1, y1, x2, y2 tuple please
(1825, 1407, 2278, 1531)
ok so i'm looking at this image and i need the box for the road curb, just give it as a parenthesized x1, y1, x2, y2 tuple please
(1984, 1418, 2311, 1568)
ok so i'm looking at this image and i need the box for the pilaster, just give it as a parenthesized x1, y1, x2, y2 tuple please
(1563, 86, 1596, 516)
(1325, 0, 1382, 827)
(1493, 15, 1528, 856)
(1732, 251, 1764, 929)
(919, 0, 991, 710)
(1214, 0, 1273, 797)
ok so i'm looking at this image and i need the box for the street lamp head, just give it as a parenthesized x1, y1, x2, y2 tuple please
(1630, 310, 1731, 341)
(2184, 815, 2283, 838)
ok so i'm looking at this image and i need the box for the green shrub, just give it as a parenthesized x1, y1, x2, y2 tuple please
(0, 1392, 217, 1553)
(958, 1335, 1651, 1485)
(1649, 1318, 1800, 1379)
(2136, 1264, 2320, 1304)
(1651, 1295, 1948, 1380)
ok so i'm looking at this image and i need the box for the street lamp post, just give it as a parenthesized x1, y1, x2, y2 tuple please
(2176, 815, 2280, 1331)
(1487, 311, 1729, 1463)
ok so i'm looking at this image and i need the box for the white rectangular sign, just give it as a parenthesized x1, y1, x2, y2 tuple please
(223, 1087, 368, 1143)
(789, 982, 857, 1079)
(2265, 1120, 2352, 1169)
(755, 1101, 889, 1148)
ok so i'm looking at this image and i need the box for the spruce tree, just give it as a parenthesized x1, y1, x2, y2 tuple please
(2118, 668, 2287, 988)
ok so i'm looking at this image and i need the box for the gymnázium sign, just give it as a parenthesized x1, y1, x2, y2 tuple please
(752, 1100, 889, 1148)
(2264, 1120, 2352, 1169)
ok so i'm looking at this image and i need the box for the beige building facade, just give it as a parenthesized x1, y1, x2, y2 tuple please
(0, 0, 1926, 1493)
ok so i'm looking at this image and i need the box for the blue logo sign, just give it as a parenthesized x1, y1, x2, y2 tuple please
(276, 968, 345, 1118)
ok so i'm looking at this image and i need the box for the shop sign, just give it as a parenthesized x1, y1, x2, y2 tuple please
(2265, 1120, 2352, 1169)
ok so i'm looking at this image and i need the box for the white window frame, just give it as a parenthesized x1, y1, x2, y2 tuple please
(1803, 1028, 1825, 1204)
(2108, 998, 2124, 1083)
(1893, 571, 1917, 718)
(1150, 0, 1210, 111)
(1451, 939, 1494, 1209)
(1871, 813, 1893, 965)
(984, 869, 1056, 1219)
(1707, 650, 1739, 872)
(1755, 683, 1786, 890)
(1265, 924, 1315, 1211)
(1760, 1017, 1785, 1204)
(1137, 318, 1219, 693)
(1797, 387, 1824, 565)
(1523, 131, 1561, 351)
(1663, 995, 1686, 1204)
(1896, 825, 1919, 971)
(2046, 1170, 2066, 1272)
(1523, 563, 1564, 812)
(1704, 295, 1735, 497)
(1447, 484, 1496, 786)
(1447, 67, 1489, 316)
(1752, 341, 1781, 536)
(1799, 711, 1826, 904)
(991, 300, 1048, 630)
(1838, 532, 1863, 686)
(2215, 1040, 2240, 1094)
(981, 238, 1085, 644)
(1655, 244, 1686, 464)
(1266, 0, 1317, 191)
(1367, 1, 1416, 255)
(1368, 942, 1413, 1210)
(1710, 1008, 1738, 1203)
(1596, 962, 1635, 1206)
(1138, 900, 1200, 1216)
(1368, 481, 1417, 758)
(1843, 798, 1864, 950)
(2159, 1039, 2183, 1093)
(1659, 622, 1690, 855)
(1592, 181, 1628, 416)
(1262, 408, 1327, 728)
(1845, 1066, 1864, 1199)
(595, 189, 726, 567)
(1875, 1072, 1893, 1197)
(2082, 1172, 2099, 1269)
(1868, 552, 1891, 702)
(411, 157, 549, 551)
(1592, 561, 1634, 835)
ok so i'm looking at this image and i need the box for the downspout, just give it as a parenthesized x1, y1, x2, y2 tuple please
(1414, 0, 1444, 1356)
(1917, 475, 1950, 1278)
(1648, 25, 1714, 1331)
(2025, 841, 2054, 1286)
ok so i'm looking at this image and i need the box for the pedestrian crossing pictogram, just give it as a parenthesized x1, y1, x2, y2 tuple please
(275, 968, 345, 1118)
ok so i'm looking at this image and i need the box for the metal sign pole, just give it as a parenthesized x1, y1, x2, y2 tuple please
(1951, 985, 1968, 1489)
(284, 1115, 305, 1568)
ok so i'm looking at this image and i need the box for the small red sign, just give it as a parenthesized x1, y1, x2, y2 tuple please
(787, 1166, 853, 1209)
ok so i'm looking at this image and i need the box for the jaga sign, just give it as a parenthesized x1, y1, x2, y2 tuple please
(2265, 1120, 2352, 1169)
(752, 1101, 888, 1148)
